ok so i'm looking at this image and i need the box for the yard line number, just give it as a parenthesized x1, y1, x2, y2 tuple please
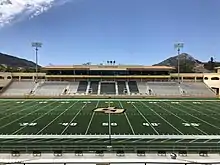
(19, 123, 37, 126)
(182, 123, 200, 127)
(59, 122, 77, 126)
(143, 123, 160, 127)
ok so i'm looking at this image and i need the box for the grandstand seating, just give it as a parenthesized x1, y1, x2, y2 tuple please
(69, 82, 79, 94)
(147, 82, 181, 96)
(137, 82, 148, 95)
(77, 81, 88, 94)
(34, 81, 68, 96)
(100, 82, 116, 95)
(128, 81, 139, 94)
(0, 80, 216, 97)
(89, 81, 99, 94)
(180, 82, 216, 97)
(1, 80, 35, 96)
(117, 81, 127, 95)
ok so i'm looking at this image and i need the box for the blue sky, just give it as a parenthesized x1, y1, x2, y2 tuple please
(0, 0, 220, 66)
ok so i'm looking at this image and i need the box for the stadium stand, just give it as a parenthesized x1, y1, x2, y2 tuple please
(128, 81, 139, 94)
(89, 81, 99, 94)
(34, 81, 68, 96)
(77, 81, 88, 94)
(147, 82, 181, 96)
(68, 82, 79, 94)
(1, 80, 35, 96)
(117, 81, 128, 95)
(180, 82, 216, 97)
(100, 82, 116, 95)
(137, 82, 148, 95)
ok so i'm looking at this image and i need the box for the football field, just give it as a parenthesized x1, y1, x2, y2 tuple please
(0, 98, 220, 152)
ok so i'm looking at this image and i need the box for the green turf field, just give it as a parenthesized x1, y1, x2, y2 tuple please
(0, 99, 220, 152)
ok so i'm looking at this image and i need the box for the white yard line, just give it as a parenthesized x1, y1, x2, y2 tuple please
(131, 103, 159, 135)
(189, 102, 220, 115)
(108, 113, 111, 136)
(165, 102, 220, 130)
(180, 102, 220, 121)
(60, 102, 88, 135)
(189, 139, 198, 143)
(0, 101, 55, 130)
(119, 101, 135, 135)
(140, 101, 184, 135)
(12, 102, 78, 135)
(37, 101, 80, 135)
(0, 100, 34, 116)
(156, 102, 208, 135)
(85, 101, 100, 135)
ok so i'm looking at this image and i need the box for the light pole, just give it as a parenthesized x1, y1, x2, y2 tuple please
(32, 42, 42, 82)
(174, 43, 184, 83)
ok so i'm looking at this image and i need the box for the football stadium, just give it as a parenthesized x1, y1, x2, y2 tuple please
(0, 65, 220, 164)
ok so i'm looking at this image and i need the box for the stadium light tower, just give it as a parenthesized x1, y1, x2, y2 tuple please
(174, 43, 184, 83)
(32, 42, 42, 82)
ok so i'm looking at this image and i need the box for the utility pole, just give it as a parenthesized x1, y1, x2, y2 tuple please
(174, 43, 184, 83)
(32, 42, 42, 82)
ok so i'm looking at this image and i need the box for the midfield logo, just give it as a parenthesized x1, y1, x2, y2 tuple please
(93, 107, 126, 114)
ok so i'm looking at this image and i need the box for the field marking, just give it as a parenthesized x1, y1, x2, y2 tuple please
(119, 101, 135, 135)
(12, 101, 78, 135)
(0, 100, 35, 116)
(108, 113, 111, 136)
(85, 101, 100, 135)
(60, 102, 88, 135)
(36, 101, 80, 135)
(0, 101, 56, 130)
(180, 102, 220, 121)
(131, 103, 159, 135)
(163, 102, 220, 130)
(140, 101, 184, 135)
(156, 102, 208, 135)
(186, 101, 220, 116)
(178, 103, 220, 121)
(204, 101, 220, 111)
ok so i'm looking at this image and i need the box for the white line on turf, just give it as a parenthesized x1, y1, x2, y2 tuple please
(119, 101, 135, 135)
(37, 101, 81, 135)
(0, 100, 34, 115)
(188, 102, 220, 115)
(156, 102, 208, 135)
(131, 103, 159, 135)
(85, 100, 100, 135)
(12, 101, 78, 135)
(140, 101, 184, 135)
(60, 102, 88, 135)
(180, 102, 220, 121)
(166, 102, 220, 130)
(0, 101, 56, 130)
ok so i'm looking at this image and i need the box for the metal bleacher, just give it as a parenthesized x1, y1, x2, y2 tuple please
(89, 81, 99, 94)
(77, 81, 88, 94)
(128, 81, 139, 94)
(147, 82, 181, 96)
(34, 81, 68, 96)
(117, 81, 127, 95)
(100, 82, 116, 95)
(180, 82, 216, 97)
(1, 80, 35, 96)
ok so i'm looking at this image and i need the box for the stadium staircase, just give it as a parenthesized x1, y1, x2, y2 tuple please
(125, 81, 131, 95)
(115, 81, 119, 95)
(86, 81, 91, 95)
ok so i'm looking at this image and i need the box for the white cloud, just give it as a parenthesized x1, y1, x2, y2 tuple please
(0, 0, 71, 28)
